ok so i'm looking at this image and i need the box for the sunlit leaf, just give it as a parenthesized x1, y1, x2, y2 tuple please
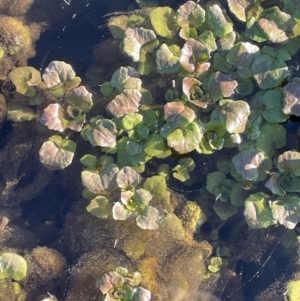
(123, 27, 158, 62)
(39, 135, 76, 170)
(81, 117, 117, 147)
(111, 66, 141, 92)
(42, 60, 76, 88)
(177, 1, 206, 28)
(65, 86, 93, 113)
(283, 81, 300, 116)
(277, 150, 300, 176)
(232, 149, 265, 181)
(136, 206, 160, 230)
(0, 253, 27, 281)
(226, 42, 260, 78)
(205, 3, 233, 37)
(149, 7, 179, 38)
(252, 54, 288, 89)
(179, 38, 210, 72)
(7, 104, 36, 122)
(227, 0, 256, 22)
(167, 121, 202, 154)
(116, 166, 140, 188)
(81, 163, 119, 194)
(112, 202, 131, 220)
(244, 193, 277, 229)
(86, 195, 112, 219)
(155, 43, 181, 74)
(219, 99, 250, 134)
(207, 72, 238, 101)
(107, 89, 142, 118)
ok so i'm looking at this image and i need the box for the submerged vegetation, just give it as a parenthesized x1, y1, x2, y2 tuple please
(1, 0, 300, 300)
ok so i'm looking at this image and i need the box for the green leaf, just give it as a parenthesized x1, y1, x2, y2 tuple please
(244, 193, 277, 229)
(8, 66, 41, 97)
(121, 113, 143, 131)
(252, 54, 288, 89)
(213, 200, 238, 220)
(262, 89, 288, 123)
(198, 30, 217, 52)
(205, 3, 233, 38)
(155, 43, 181, 74)
(226, 42, 260, 78)
(143, 175, 167, 200)
(65, 86, 93, 113)
(166, 121, 202, 154)
(134, 188, 152, 209)
(256, 123, 286, 157)
(286, 280, 300, 301)
(100, 81, 114, 96)
(149, 7, 179, 38)
(111, 66, 141, 92)
(227, 0, 256, 22)
(246, 16, 268, 43)
(125, 141, 143, 156)
(206, 171, 226, 194)
(80, 154, 97, 168)
(177, 1, 205, 28)
(0, 253, 27, 281)
(136, 206, 160, 230)
(108, 15, 129, 39)
(86, 195, 112, 219)
(7, 104, 36, 122)
(206, 72, 238, 101)
(143, 133, 171, 157)
(208, 257, 222, 273)
(230, 183, 250, 207)
(117, 137, 151, 168)
(172, 158, 195, 182)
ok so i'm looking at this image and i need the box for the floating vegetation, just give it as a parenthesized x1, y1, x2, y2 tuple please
(1, 0, 300, 300)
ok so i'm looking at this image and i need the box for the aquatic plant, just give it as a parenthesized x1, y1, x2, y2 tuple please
(98, 266, 151, 301)
(4, 0, 300, 297)
(0, 252, 27, 281)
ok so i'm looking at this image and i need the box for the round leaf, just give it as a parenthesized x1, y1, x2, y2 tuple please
(0, 253, 27, 281)
(39, 135, 76, 170)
